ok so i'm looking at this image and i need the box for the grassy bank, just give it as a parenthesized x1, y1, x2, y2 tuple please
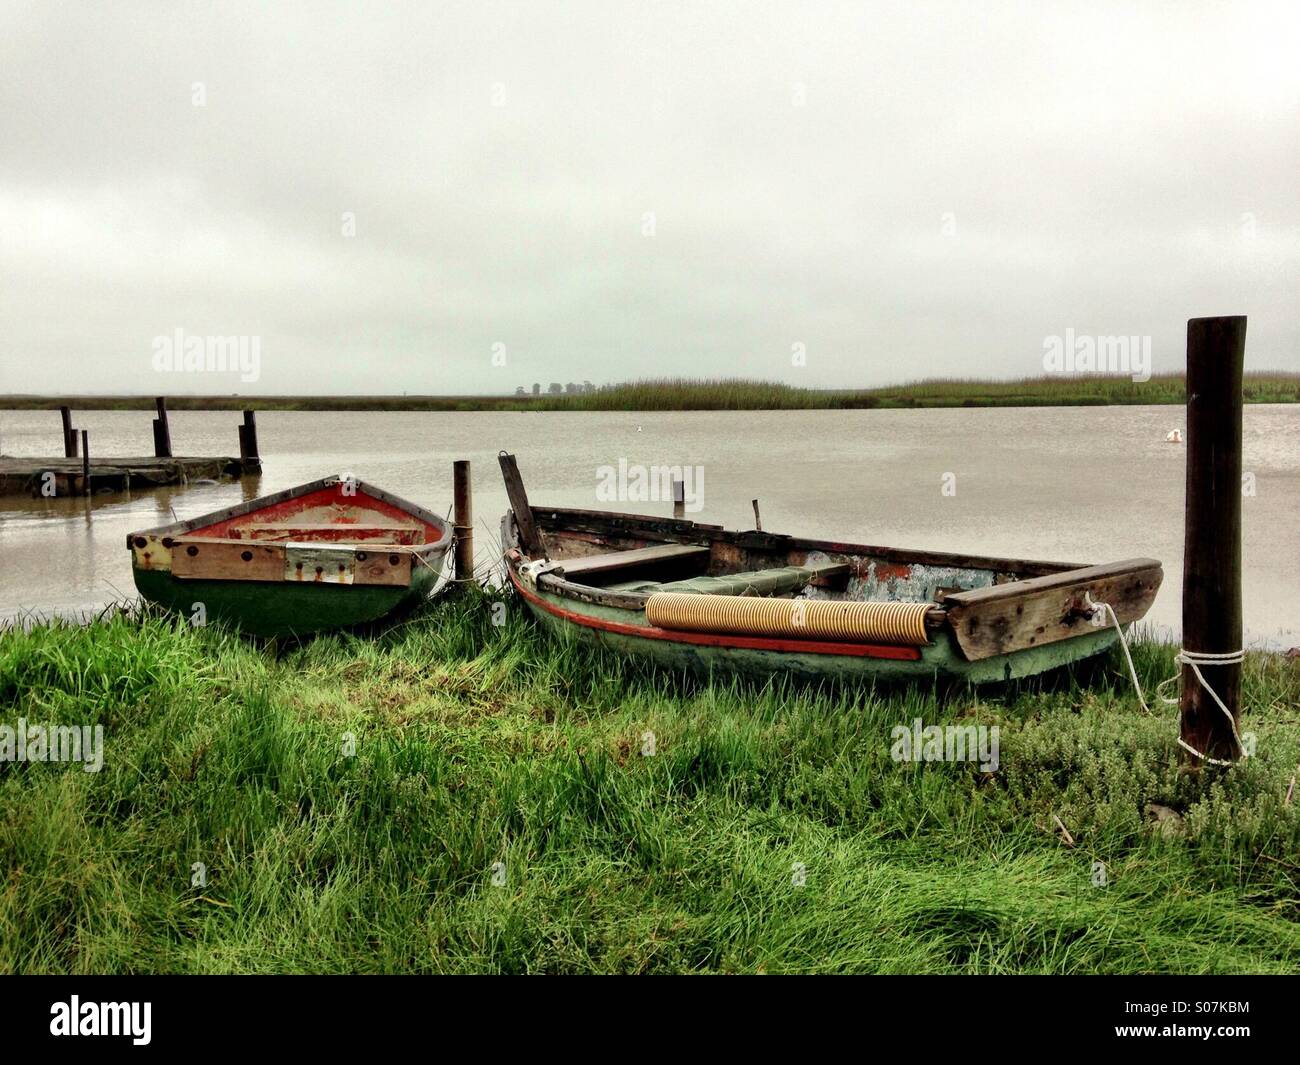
(2, 591, 1298, 974)
(4, 372, 1298, 413)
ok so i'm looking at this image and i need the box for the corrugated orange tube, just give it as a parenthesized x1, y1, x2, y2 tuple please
(645, 593, 932, 646)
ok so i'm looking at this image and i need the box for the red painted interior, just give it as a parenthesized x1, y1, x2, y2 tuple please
(189, 484, 443, 543)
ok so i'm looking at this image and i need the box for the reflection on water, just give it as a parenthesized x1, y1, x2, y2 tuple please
(1, 404, 1297, 647)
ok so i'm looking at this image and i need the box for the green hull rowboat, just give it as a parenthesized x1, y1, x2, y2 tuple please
(128, 475, 450, 637)
(498, 454, 1162, 685)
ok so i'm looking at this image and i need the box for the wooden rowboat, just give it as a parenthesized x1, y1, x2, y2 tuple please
(498, 454, 1162, 685)
(128, 476, 451, 637)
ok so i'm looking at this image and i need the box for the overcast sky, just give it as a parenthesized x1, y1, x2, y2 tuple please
(1, 1, 1297, 395)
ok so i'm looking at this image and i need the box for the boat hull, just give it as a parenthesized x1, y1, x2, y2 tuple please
(495, 452, 1159, 688)
(127, 475, 451, 638)
(134, 558, 441, 638)
(509, 563, 1122, 685)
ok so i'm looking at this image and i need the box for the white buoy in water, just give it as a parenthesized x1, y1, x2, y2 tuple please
(1166, 428, 1183, 443)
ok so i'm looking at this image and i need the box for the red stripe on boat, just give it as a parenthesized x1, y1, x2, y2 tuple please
(508, 566, 923, 661)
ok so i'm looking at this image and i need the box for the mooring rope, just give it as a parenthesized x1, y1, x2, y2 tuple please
(1085, 593, 1247, 767)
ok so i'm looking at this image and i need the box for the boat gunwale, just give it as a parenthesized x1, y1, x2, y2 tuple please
(523, 505, 1088, 577)
(126, 475, 452, 560)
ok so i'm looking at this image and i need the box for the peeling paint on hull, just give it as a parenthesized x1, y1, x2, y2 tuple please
(517, 572, 1120, 686)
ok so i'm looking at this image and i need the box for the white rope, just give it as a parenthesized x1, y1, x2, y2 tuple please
(1085, 593, 1247, 767)
(1169, 648, 1248, 767)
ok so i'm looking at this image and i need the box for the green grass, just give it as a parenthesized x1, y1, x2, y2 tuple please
(2, 590, 1298, 974)
(4, 371, 1298, 413)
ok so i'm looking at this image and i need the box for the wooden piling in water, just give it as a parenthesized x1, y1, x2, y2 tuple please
(60, 406, 77, 457)
(238, 410, 259, 462)
(453, 459, 474, 585)
(153, 397, 173, 458)
(1180, 315, 1246, 767)
(672, 479, 685, 519)
(80, 430, 90, 496)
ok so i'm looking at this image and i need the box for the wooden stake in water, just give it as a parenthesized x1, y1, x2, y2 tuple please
(80, 429, 90, 496)
(1181, 315, 1246, 766)
(60, 406, 77, 458)
(153, 396, 173, 458)
(453, 459, 474, 585)
(238, 410, 259, 462)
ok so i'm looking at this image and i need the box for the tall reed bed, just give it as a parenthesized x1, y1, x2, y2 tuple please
(5, 371, 1296, 413)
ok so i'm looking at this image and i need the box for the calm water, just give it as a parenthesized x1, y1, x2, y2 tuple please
(1, 405, 1297, 647)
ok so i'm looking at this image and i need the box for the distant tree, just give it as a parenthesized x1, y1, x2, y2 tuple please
(531, 383, 541, 396)
(515, 386, 526, 397)
(564, 382, 580, 394)
(548, 382, 563, 395)
(583, 380, 594, 392)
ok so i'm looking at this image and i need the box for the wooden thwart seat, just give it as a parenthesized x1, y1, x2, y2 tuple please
(611, 560, 850, 597)
(231, 522, 425, 544)
(554, 543, 710, 579)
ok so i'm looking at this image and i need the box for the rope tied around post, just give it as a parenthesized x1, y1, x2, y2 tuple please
(1085, 593, 1247, 767)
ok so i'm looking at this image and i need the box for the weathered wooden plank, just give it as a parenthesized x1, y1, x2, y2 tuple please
(171, 538, 286, 581)
(498, 452, 548, 558)
(942, 559, 1163, 660)
(231, 523, 423, 544)
(345, 547, 412, 587)
(555, 543, 710, 578)
(940, 559, 1160, 607)
(170, 536, 413, 586)
(0, 455, 255, 497)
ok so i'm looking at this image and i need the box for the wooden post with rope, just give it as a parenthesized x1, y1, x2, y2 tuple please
(1180, 315, 1246, 767)
(453, 459, 474, 587)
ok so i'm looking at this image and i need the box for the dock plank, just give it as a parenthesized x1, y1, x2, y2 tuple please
(0, 455, 259, 497)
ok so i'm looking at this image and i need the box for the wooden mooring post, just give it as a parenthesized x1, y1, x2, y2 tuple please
(153, 396, 173, 458)
(672, 479, 685, 519)
(80, 430, 90, 496)
(238, 410, 259, 462)
(453, 459, 474, 585)
(60, 406, 77, 457)
(1180, 315, 1246, 767)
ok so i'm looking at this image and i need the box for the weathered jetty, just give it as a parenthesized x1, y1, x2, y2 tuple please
(0, 454, 257, 496)
(0, 400, 260, 497)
